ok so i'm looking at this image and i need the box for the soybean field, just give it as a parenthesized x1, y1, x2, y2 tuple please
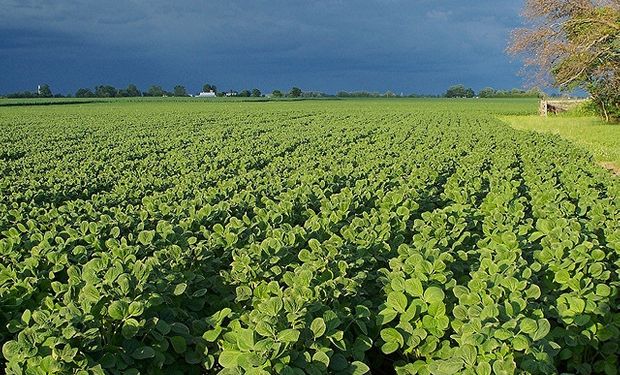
(0, 99, 619, 375)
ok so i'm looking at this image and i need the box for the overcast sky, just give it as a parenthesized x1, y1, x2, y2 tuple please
(0, 0, 526, 95)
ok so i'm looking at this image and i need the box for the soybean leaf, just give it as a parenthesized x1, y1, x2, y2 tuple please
(311, 317, 327, 338)
(132, 346, 155, 359)
(532, 319, 551, 341)
(387, 291, 408, 313)
(108, 301, 129, 321)
(278, 329, 300, 343)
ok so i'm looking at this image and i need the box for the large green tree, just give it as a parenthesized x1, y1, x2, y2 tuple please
(38, 84, 52, 98)
(95, 85, 118, 98)
(478, 87, 497, 98)
(75, 88, 94, 98)
(445, 85, 475, 98)
(288, 87, 302, 98)
(126, 84, 141, 97)
(173, 85, 188, 97)
(509, 0, 620, 121)
(202, 83, 217, 93)
(146, 86, 165, 97)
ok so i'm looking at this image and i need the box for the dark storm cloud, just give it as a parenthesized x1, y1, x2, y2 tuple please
(0, 0, 526, 94)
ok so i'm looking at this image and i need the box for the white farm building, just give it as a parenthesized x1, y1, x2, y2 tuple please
(197, 91, 216, 98)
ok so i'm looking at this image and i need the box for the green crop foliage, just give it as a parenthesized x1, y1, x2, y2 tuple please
(0, 99, 618, 374)
(501, 115, 620, 168)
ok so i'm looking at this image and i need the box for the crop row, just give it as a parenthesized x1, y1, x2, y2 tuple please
(0, 101, 618, 374)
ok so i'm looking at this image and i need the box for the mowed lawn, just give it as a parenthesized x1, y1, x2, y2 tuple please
(501, 115, 620, 174)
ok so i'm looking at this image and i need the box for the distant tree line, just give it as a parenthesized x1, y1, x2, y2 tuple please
(1, 84, 191, 99)
(339, 91, 443, 98)
(336, 91, 396, 98)
(74, 84, 192, 98)
(2, 83, 547, 100)
(266, 87, 330, 98)
(235, 89, 262, 97)
(334, 87, 543, 99)
(444, 84, 543, 98)
(4, 84, 61, 98)
(477, 87, 543, 98)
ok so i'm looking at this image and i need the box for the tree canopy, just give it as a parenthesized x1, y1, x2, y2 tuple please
(125, 84, 141, 97)
(289, 87, 302, 98)
(173, 85, 188, 97)
(145, 86, 165, 97)
(95, 85, 117, 98)
(38, 84, 52, 98)
(202, 83, 217, 93)
(445, 85, 475, 98)
(509, 0, 620, 121)
(75, 88, 95, 98)
(478, 87, 497, 98)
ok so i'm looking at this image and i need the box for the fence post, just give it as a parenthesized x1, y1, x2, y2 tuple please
(539, 100, 548, 117)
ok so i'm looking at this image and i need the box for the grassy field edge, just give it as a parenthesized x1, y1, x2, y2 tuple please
(500, 114, 620, 176)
